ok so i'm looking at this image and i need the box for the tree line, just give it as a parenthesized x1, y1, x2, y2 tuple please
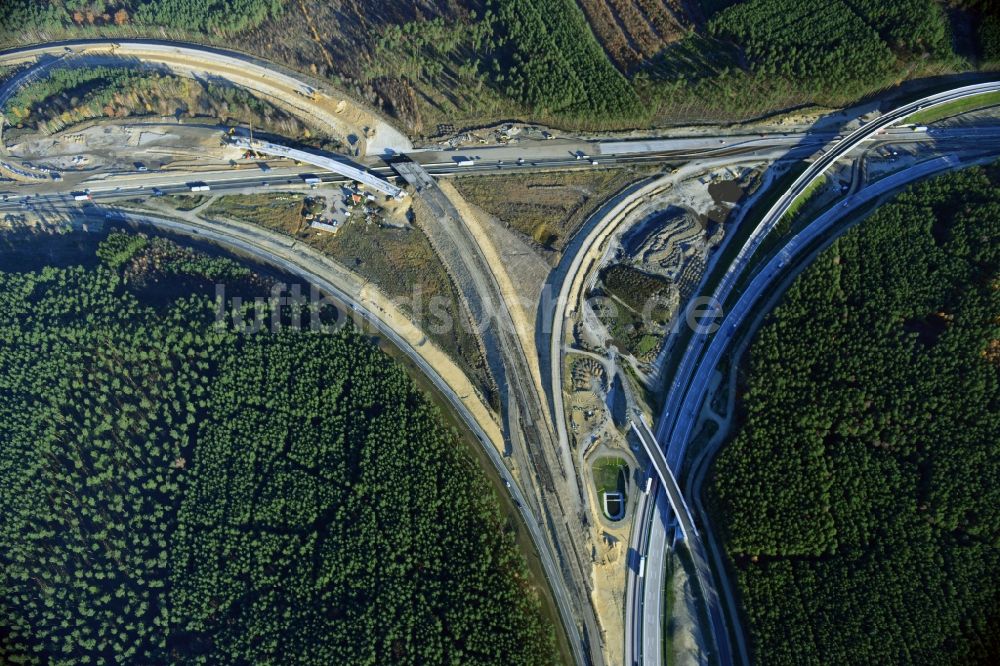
(0, 231, 557, 665)
(0, 0, 283, 38)
(709, 164, 1000, 664)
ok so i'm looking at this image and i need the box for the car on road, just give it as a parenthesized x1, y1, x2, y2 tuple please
(152, 188, 164, 197)
(134, 162, 148, 171)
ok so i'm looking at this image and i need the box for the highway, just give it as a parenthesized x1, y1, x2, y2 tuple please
(631, 418, 732, 666)
(390, 159, 603, 665)
(658, 82, 1000, 466)
(3, 44, 1000, 666)
(675, 151, 1000, 666)
(228, 136, 405, 198)
(629, 81, 1000, 666)
(623, 476, 660, 666)
(672, 151, 968, 480)
(0, 39, 412, 156)
(8, 122, 1000, 215)
(37, 202, 585, 666)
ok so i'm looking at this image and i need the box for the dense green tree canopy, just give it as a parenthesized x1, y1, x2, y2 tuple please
(710, 165, 1000, 664)
(0, 0, 283, 37)
(0, 232, 556, 665)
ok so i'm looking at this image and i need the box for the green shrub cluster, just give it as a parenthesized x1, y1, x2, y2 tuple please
(132, 0, 283, 34)
(0, 232, 557, 665)
(710, 165, 1000, 664)
(981, 15, 1000, 61)
(371, 0, 642, 124)
(843, 0, 950, 55)
(3, 65, 299, 137)
(646, 0, 955, 120)
(708, 0, 896, 95)
(600, 263, 671, 314)
(486, 0, 641, 120)
(0, 0, 283, 37)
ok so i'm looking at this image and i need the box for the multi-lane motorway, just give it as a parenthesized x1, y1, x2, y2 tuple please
(12, 124, 998, 215)
(627, 81, 1000, 666)
(3, 40, 1000, 666)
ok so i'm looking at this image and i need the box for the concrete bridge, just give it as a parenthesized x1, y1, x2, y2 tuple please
(229, 136, 405, 199)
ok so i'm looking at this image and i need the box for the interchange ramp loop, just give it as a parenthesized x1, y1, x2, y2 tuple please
(230, 136, 406, 199)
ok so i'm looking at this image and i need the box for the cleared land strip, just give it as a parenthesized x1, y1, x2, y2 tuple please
(111, 203, 504, 452)
(393, 160, 602, 666)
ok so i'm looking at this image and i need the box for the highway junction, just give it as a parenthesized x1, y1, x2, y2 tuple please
(2, 38, 999, 666)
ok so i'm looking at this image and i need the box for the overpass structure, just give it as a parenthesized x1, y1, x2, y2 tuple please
(631, 419, 696, 540)
(627, 80, 1000, 666)
(658, 80, 1000, 467)
(2, 39, 999, 665)
(630, 417, 733, 666)
(229, 137, 406, 199)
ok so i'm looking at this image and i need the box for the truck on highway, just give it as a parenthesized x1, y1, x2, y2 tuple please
(72, 192, 91, 201)
(913, 125, 929, 133)
(643, 475, 653, 494)
(638, 555, 647, 578)
(188, 183, 210, 192)
(453, 158, 475, 167)
(301, 175, 322, 187)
